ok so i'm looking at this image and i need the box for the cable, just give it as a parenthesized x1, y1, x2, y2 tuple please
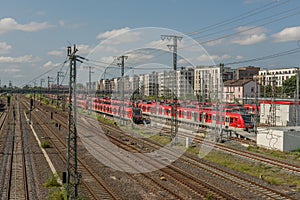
(187, 0, 290, 36)
(20, 58, 68, 87)
(192, 5, 300, 41)
(224, 48, 300, 66)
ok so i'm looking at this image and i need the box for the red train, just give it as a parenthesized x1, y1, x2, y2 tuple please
(77, 99, 143, 123)
(77, 97, 254, 130)
(139, 102, 254, 131)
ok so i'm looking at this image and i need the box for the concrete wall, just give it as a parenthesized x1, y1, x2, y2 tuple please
(257, 128, 300, 151)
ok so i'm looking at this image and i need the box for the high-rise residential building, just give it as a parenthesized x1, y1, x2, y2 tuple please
(194, 66, 221, 101)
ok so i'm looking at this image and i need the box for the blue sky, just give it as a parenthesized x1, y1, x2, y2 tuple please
(0, 0, 300, 86)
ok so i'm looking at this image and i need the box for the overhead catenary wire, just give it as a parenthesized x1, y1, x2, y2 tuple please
(21, 57, 68, 88)
(187, 0, 291, 37)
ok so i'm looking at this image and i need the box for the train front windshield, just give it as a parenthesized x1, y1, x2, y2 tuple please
(241, 114, 252, 124)
(133, 108, 142, 116)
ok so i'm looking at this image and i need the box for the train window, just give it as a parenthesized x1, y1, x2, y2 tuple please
(193, 112, 197, 121)
(230, 117, 234, 123)
(225, 117, 229, 123)
(187, 111, 191, 117)
(242, 114, 252, 123)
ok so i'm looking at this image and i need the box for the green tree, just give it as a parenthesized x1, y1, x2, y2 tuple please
(282, 74, 300, 98)
(261, 85, 272, 97)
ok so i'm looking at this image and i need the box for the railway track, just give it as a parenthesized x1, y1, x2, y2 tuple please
(27, 98, 298, 199)
(142, 122, 300, 175)
(0, 96, 36, 200)
(33, 98, 228, 199)
(79, 115, 237, 199)
(94, 117, 295, 200)
(21, 98, 121, 200)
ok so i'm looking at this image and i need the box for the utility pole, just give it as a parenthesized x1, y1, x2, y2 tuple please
(47, 76, 53, 90)
(270, 75, 276, 126)
(40, 78, 45, 101)
(295, 67, 299, 126)
(83, 66, 94, 96)
(56, 72, 64, 109)
(84, 66, 94, 113)
(254, 78, 259, 134)
(57, 71, 64, 88)
(66, 45, 84, 199)
(219, 63, 224, 142)
(161, 35, 183, 146)
(115, 55, 128, 125)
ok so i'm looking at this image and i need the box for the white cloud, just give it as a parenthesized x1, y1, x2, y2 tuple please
(272, 26, 300, 42)
(144, 39, 169, 50)
(204, 39, 225, 47)
(197, 54, 231, 63)
(0, 55, 41, 63)
(48, 50, 65, 57)
(0, 42, 12, 54)
(97, 27, 130, 40)
(178, 58, 189, 65)
(77, 44, 93, 55)
(0, 17, 52, 34)
(43, 61, 61, 68)
(58, 20, 65, 27)
(36, 11, 46, 16)
(0, 68, 20, 73)
(99, 56, 115, 64)
(232, 33, 266, 45)
(126, 52, 154, 64)
(97, 27, 141, 45)
(48, 44, 93, 57)
(236, 55, 244, 60)
(231, 26, 267, 45)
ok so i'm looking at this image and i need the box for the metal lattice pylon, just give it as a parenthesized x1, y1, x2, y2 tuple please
(66, 45, 80, 199)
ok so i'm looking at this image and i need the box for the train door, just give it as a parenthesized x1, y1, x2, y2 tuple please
(202, 112, 206, 123)
(183, 110, 187, 119)
(212, 114, 216, 126)
(193, 112, 198, 122)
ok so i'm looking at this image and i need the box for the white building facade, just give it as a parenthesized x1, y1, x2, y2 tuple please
(194, 66, 221, 101)
(254, 67, 298, 87)
(223, 79, 259, 103)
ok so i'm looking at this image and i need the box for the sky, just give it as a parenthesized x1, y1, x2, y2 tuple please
(0, 0, 300, 87)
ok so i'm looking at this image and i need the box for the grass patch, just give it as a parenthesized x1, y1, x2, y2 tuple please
(202, 151, 300, 190)
(43, 174, 61, 188)
(47, 187, 66, 200)
(247, 145, 300, 165)
(97, 115, 115, 126)
(41, 140, 51, 148)
(149, 134, 171, 145)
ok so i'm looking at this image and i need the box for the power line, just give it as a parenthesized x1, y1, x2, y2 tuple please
(187, 0, 290, 37)
(191, 5, 300, 41)
(224, 47, 300, 66)
(20, 58, 68, 87)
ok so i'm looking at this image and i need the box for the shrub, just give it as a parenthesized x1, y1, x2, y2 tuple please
(41, 141, 51, 148)
(43, 174, 61, 188)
